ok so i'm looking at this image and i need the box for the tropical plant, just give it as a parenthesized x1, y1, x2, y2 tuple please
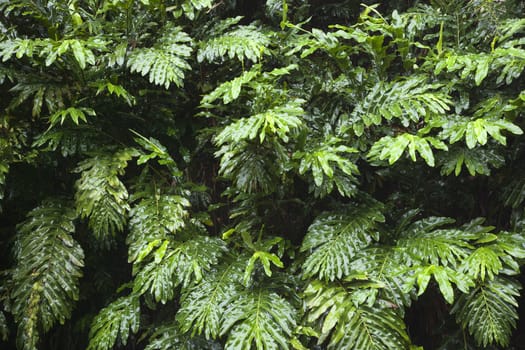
(1, 0, 525, 349)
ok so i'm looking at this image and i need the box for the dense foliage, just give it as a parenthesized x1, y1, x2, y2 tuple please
(1, 0, 525, 349)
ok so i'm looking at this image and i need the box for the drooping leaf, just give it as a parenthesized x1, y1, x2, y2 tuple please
(74, 148, 138, 245)
(10, 200, 84, 350)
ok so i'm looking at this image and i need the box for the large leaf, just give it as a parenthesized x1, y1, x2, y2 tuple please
(220, 289, 297, 350)
(452, 277, 521, 348)
(145, 323, 222, 350)
(133, 236, 227, 303)
(87, 295, 140, 350)
(74, 148, 138, 245)
(177, 261, 244, 339)
(128, 27, 192, 89)
(301, 199, 385, 280)
(304, 280, 410, 350)
(10, 201, 84, 350)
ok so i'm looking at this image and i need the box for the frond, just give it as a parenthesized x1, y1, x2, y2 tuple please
(49, 106, 96, 126)
(8, 80, 70, 117)
(93, 81, 135, 106)
(434, 42, 525, 86)
(350, 76, 451, 130)
(132, 131, 182, 176)
(74, 148, 138, 245)
(300, 199, 385, 281)
(128, 27, 192, 89)
(177, 261, 244, 339)
(10, 200, 84, 350)
(201, 66, 260, 105)
(127, 194, 190, 264)
(452, 276, 521, 348)
(439, 145, 504, 176)
(334, 306, 409, 350)
(214, 99, 304, 145)
(347, 247, 413, 311)
(145, 323, 222, 350)
(441, 116, 523, 149)
(368, 133, 448, 167)
(215, 140, 287, 194)
(459, 230, 525, 280)
(409, 264, 473, 304)
(32, 126, 106, 157)
(310, 169, 359, 199)
(397, 217, 481, 267)
(304, 280, 410, 350)
(173, 0, 214, 20)
(0, 37, 105, 69)
(133, 236, 227, 303)
(220, 289, 297, 350)
(198, 24, 271, 63)
(87, 295, 140, 350)
(294, 136, 359, 187)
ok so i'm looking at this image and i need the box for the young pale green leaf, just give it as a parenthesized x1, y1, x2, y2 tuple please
(128, 194, 189, 264)
(410, 265, 473, 304)
(201, 66, 260, 105)
(243, 251, 284, 285)
(295, 137, 358, 187)
(368, 134, 448, 167)
(49, 107, 96, 126)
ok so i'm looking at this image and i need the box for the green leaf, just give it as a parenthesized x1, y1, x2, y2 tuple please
(177, 261, 244, 339)
(475, 57, 490, 85)
(301, 199, 384, 280)
(304, 281, 410, 350)
(368, 134, 447, 167)
(220, 289, 297, 350)
(198, 24, 271, 63)
(87, 295, 140, 350)
(133, 236, 226, 303)
(128, 27, 192, 89)
(452, 277, 521, 348)
(398, 217, 481, 267)
(10, 201, 84, 350)
(74, 149, 137, 245)
(145, 323, 222, 350)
